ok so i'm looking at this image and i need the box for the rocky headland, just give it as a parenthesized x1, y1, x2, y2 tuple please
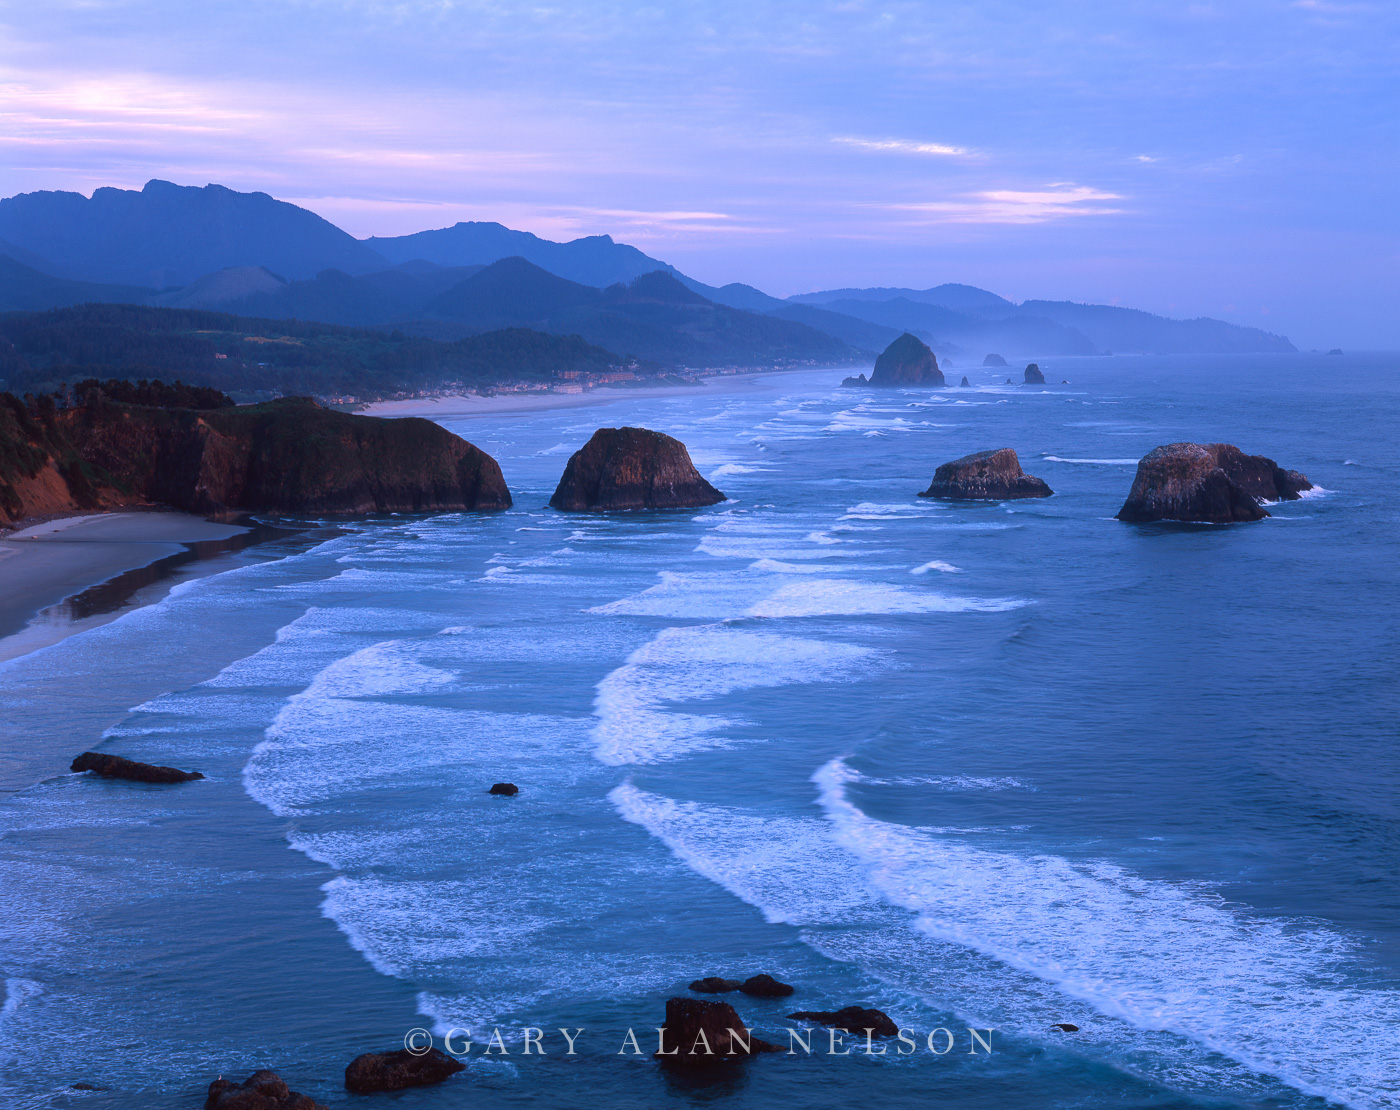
(1117, 443, 1312, 523)
(549, 426, 725, 511)
(919, 448, 1053, 500)
(0, 382, 511, 526)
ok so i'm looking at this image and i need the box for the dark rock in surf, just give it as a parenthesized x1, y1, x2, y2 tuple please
(982, 353, 1008, 367)
(919, 448, 1053, 500)
(206, 1070, 326, 1110)
(71, 751, 203, 783)
(344, 1047, 465, 1093)
(841, 373, 869, 386)
(1024, 363, 1046, 384)
(738, 974, 794, 998)
(549, 427, 725, 512)
(865, 334, 944, 386)
(657, 997, 780, 1067)
(959, 376, 971, 388)
(1116, 443, 1313, 524)
(1051, 1023, 1080, 1032)
(488, 782, 519, 796)
(690, 977, 741, 993)
(787, 1006, 898, 1038)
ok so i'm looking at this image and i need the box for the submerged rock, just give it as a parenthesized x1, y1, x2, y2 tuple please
(549, 427, 725, 512)
(982, 353, 1008, 367)
(1116, 443, 1313, 523)
(865, 334, 944, 386)
(71, 751, 203, 783)
(657, 998, 780, 1066)
(206, 1070, 326, 1110)
(690, 977, 741, 993)
(959, 376, 971, 388)
(488, 782, 519, 796)
(1023, 363, 1046, 384)
(738, 974, 794, 998)
(344, 1047, 465, 1093)
(919, 448, 1053, 500)
(787, 1006, 898, 1038)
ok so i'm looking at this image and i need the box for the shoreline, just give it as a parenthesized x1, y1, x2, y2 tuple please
(361, 367, 839, 419)
(0, 511, 252, 663)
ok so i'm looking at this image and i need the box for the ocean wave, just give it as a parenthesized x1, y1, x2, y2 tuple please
(910, 561, 961, 574)
(748, 580, 1026, 618)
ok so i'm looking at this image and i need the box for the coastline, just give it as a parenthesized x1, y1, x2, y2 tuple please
(361, 367, 836, 419)
(0, 511, 251, 662)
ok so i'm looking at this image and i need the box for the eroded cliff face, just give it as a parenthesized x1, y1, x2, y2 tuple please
(0, 394, 511, 525)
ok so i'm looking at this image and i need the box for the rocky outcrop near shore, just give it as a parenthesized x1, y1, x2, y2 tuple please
(206, 1070, 326, 1110)
(1116, 443, 1312, 523)
(919, 448, 1053, 500)
(787, 1006, 899, 1038)
(0, 388, 511, 525)
(658, 998, 780, 1066)
(1024, 363, 1046, 384)
(71, 751, 204, 783)
(865, 333, 944, 386)
(344, 1047, 465, 1093)
(549, 427, 725, 511)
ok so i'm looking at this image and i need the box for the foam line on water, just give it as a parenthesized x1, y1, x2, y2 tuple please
(748, 580, 1026, 618)
(592, 625, 875, 765)
(1042, 456, 1139, 464)
(910, 561, 961, 574)
(814, 757, 1400, 1110)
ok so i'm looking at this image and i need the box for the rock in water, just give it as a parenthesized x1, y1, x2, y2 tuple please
(488, 782, 519, 796)
(1024, 363, 1046, 384)
(738, 973, 794, 997)
(344, 1048, 465, 1093)
(867, 334, 944, 386)
(959, 376, 971, 388)
(1052, 1023, 1080, 1032)
(787, 1006, 898, 1038)
(71, 751, 203, 783)
(206, 1070, 326, 1110)
(1116, 443, 1313, 523)
(657, 998, 779, 1066)
(689, 977, 741, 992)
(841, 373, 869, 386)
(982, 353, 1008, 367)
(549, 427, 725, 512)
(919, 448, 1053, 500)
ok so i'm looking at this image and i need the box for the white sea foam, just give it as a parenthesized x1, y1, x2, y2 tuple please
(1295, 486, 1332, 499)
(748, 580, 1025, 618)
(591, 625, 874, 764)
(586, 571, 773, 618)
(1042, 456, 1139, 465)
(910, 561, 961, 574)
(1, 978, 42, 1020)
(709, 463, 772, 478)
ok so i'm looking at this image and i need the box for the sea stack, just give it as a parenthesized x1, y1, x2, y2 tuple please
(982, 353, 1008, 367)
(959, 376, 971, 388)
(1024, 363, 1046, 384)
(657, 997, 779, 1067)
(866, 334, 944, 386)
(549, 427, 725, 512)
(919, 448, 1053, 500)
(1116, 443, 1313, 523)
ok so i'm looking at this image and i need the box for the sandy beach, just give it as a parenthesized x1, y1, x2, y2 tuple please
(0, 512, 250, 655)
(361, 368, 829, 420)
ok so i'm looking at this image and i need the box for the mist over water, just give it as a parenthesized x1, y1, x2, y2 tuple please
(1, 353, 1397, 1110)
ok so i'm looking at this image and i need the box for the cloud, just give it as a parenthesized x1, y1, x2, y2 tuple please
(835, 136, 970, 157)
(892, 185, 1125, 224)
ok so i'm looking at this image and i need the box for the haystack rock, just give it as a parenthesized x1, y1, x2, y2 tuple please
(1116, 443, 1312, 523)
(71, 752, 203, 783)
(657, 997, 779, 1066)
(1024, 363, 1046, 384)
(549, 427, 725, 512)
(866, 334, 944, 386)
(982, 353, 1008, 367)
(959, 376, 971, 388)
(344, 1048, 465, 1093)
(205, 1070, 326, 1110)
(919, 449, 1053, 500)
(787, 1006, 899, 1038)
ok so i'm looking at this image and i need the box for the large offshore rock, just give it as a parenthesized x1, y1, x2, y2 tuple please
(787, 1006, 899, 1038)
(1116, 443, 1312, 523)
(867, 333, 944, 386)
(1023, 363, 1046, 384)
(71, 751, 204, 783)
(982, 353, 1008, 367)
(549, 426, 725, 511)
(344, 1047, 465, 1093)
(205, 1070, 326, 1110)
(919, 448, 1053, 500)
(657, 997, 779, 1067)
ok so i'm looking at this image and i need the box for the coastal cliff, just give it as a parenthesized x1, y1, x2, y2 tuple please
(0, 386, 510, 525)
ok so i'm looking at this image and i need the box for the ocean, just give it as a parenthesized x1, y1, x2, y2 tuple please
(1, 352, 1396, 1110)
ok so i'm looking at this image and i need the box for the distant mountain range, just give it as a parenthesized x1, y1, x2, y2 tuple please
(0, 179, 1297, 364)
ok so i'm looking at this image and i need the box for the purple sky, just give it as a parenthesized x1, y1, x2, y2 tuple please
(2, 1, 1396, 347)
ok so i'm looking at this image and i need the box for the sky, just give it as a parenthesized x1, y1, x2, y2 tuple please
(1, 1, 1396, 347)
